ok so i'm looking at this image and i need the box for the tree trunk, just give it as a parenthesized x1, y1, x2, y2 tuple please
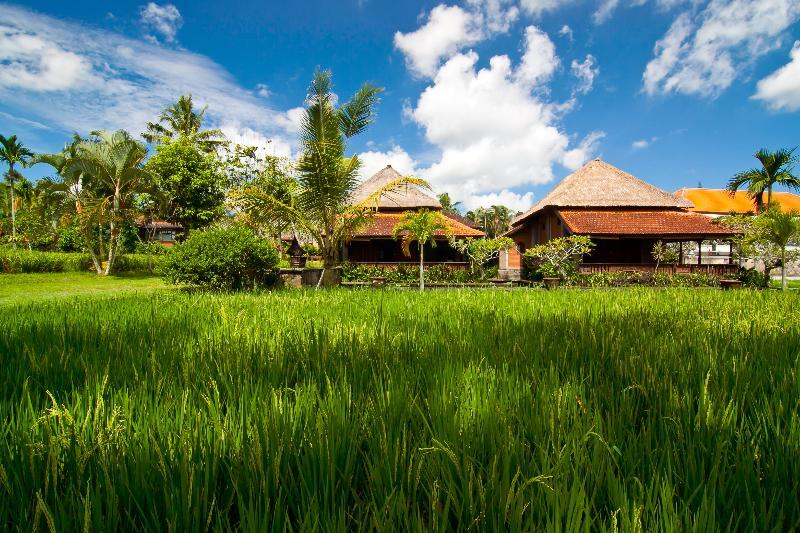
(419, 242, 424, 292)
(782, 247, 787, 291)
(9, 173, 16, 249)
(768, 186, 773, 210)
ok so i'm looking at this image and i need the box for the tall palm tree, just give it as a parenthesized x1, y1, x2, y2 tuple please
(437, 192, 462, 214)
(465, 205, 513, 238)
(0, 134, 34, 247)
(37, 131, 156, 274)
(392, 209, 450, 291)
(728, 148, 799, 212)
(143, 94, 225, 152)
(230, 69, 427, 286)
(758, 207, 800, 290)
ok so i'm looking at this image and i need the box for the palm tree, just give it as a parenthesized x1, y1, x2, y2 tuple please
(465, 205, 513, 238)
(437, 192, 462, 214)
(728, 148, 800, 212)
(0, 134, 34, 247)
(230, 69, 427, 286)
(143, 94, 225, 152)
(392, 209, 450, 291)
(757, 207, 800, 290)
(37, 131, 156, 274)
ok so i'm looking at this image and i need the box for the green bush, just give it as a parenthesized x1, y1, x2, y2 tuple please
(739, 267, 768, 289)
(161, 225, 279, 290)
(575, 271, 720, 288)
(341, 263, 480, 284)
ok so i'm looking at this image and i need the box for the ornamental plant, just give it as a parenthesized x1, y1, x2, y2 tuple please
(523, 235, 594, 280)
(450, 236, 513, 279)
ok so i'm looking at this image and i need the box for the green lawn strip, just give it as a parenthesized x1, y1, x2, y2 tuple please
(0, 272, 167, 306)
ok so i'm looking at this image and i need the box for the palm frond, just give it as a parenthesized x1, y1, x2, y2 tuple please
(339, 84, 382, 138)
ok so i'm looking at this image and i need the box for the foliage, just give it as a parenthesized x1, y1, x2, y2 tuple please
(142, 94, 226, 153)
(651, 240, 680, 270)
(1, 287, 799, 529)
(229, 70, 426, 284)
(727, 147, 799, 211)
(450, 236, 513, 278)
(524, 235, 595, 279)
(739, 267, 768, 289)
(576, 271, 721, 288)
(466, 204, 515, 238)
(0, 134, 35, 246)
(0, 250, 160, 273)
(341, 262, 479, 284)
(392, 209, 451, 290)
(437, 192, 462, 214)
(145, 136, 227, 231)
(160, 225, 279, 290)
(756, 206, 800, 290)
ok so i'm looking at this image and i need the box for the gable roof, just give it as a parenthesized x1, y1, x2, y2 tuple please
(558, 209, 736, 238)
(353, 213, 484, 238)
(675, 188, 800, 214)
(351, 165, 441, 210)
(512, 159, 693, 225)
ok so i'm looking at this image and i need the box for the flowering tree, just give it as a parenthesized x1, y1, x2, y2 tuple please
(450, 236, 513, 278)
(523, 235, 594, 279)
(652, 240, 680, 271)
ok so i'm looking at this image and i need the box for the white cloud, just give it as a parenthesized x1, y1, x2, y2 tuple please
(519, 0, 576, 17)
(643, 0, 800, 97)
(393, 5, 483, 78)
(463, 190, 534, 212)
(558, 24, 574, 41)
(255, 83, 270, 97)
(139, 3, 183, 43)
(515, 26, 559, 88)
(408, 46, 601, 203)
(571, 54, 599, 94)
(358, 145, 421, 179)
(631, 136, 658, 149)
(593, 0, 620, 24)
(465, 0, 520, 33)
(753, 41, 800, 112)
(0, 5, 297, 152)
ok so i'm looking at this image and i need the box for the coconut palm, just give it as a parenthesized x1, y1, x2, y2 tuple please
(757, 207, 800, 290)
(230, 69, 428, 285)
(437, 192, 462, 215)
(143, 94, 225, 152)
(37, 131, 156, 274)
(0, 134, 34, 247)
(392, 209, 451, 291)
(728, 148, 799, 211)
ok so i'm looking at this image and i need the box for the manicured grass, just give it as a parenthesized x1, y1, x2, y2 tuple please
(1, 285, 799, 530)
(0, 272, 166, 306)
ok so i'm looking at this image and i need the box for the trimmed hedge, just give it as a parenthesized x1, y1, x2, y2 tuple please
(341, 263, 488, 284)
(0, 250, 163, 274)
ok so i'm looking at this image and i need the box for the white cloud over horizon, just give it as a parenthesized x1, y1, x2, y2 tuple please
(0, 4, 299, 156)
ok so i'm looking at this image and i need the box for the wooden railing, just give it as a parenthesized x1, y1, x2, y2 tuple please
(578, 263, 738, 276)
(347, 261, 470, 270)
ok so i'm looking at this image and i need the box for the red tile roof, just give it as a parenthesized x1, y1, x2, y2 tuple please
(558, 209, 737, 237)
(353, 213, 484, 238)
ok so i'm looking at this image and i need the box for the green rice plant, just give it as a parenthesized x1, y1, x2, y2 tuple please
(0, 287, 799, 530)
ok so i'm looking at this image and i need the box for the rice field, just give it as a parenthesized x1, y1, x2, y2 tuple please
(1, 284, 799, 531)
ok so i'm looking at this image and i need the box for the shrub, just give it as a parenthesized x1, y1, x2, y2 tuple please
(739, 267, 768, 289)
(341, 263, 480, 284)
(574, 271, 720, 288)
(0, 250, 90, 273)
(161, 225, 279, 290)
(524, 235, 594, 280)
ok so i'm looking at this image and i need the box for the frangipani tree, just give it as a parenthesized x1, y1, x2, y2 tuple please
(392, 209, 451, 291)
(524, 235, 594, 280)
(450, 236, 513, 278)
(230, 69, 427, 285)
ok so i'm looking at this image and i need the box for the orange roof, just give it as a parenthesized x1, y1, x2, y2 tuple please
(558, 209, 737, 238)
(675, 188, 800, 214)
(353, 213, 484, 238)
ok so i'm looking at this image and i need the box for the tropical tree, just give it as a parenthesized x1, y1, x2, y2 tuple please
(466, 205, 514, 238)
(229, 69, 426, 285)
(143, 94, 225, 153)
(36, 131, 156, 274)
(450, 236, 513, 278)
(524, 235, 594, 280)
(392, 209, 451, 291)
(437, 192, 462, 215)
(652, 240, 680, 272)
(757, 206, 800, 290)
(0, 134, 34, 247)
(728, 148, 799, 211)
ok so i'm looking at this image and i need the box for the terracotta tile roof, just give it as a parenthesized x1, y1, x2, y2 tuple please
(675, 188, 800, 214)
(558, 209, 737, 237)
(353, 213, 484, 238)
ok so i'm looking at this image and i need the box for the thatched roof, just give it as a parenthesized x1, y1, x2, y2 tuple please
(512, 159, 693, 225)
(351, 165, 441, 210)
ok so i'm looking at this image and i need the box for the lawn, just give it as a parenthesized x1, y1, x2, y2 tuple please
(1, 280, 799, 530)
(0, 272, 166, 306)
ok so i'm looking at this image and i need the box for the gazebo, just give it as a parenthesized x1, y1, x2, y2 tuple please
(500, 159, 739, 278)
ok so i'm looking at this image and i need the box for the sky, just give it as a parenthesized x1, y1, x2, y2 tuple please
(1, 0, 798, 212)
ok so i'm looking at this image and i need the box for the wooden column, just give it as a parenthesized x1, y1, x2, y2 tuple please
(679, 241, 684, 266)
(697, 240, 703, 265)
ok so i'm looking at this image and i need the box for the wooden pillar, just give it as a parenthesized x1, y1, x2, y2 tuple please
(697, 240, 702, 266)
(679, 241, 684, 266)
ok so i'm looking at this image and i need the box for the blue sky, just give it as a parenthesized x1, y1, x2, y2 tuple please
(1, 0, 798, 211)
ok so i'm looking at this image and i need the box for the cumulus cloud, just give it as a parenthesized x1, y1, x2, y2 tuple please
(571, 54, 599, 94)
(463, 190, 534, 212)
(631, 136, 658, 149)
(752, 41, 800, 112)
(515, 26, 559, 88)
(593, 0, 620, 24)
(139, 2, 183, 43)
(519, 0, 576, 17)
(0, 5, 298, 152)
(393, 1, 520, 78)
(643, 0, 800, 97)
(558, 24, 574, 41)
(358, 145, 421, 179)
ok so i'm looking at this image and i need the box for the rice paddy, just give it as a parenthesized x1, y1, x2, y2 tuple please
(1, 282, 799, 531)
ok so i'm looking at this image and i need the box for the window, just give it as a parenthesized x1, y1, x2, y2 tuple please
(158, 231, 176, 242)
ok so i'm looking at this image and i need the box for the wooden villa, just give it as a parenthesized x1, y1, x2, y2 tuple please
(499, 159, 739, 278)
(344, 165, 484, 266)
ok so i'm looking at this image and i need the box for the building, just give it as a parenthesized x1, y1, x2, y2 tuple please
(675, 188, 800, 217)
(138, 220, 182, 246)
(343, 165, 484, 265)
(499, 159, 739, 278)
